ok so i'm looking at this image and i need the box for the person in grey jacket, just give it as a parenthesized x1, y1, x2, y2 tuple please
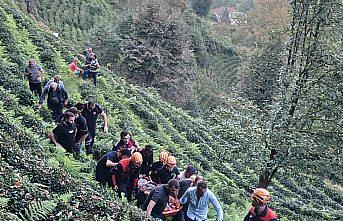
(38, 82, 68, 121)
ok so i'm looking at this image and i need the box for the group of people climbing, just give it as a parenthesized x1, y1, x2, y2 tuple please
(95, 143, 223, 221)
(47, 100, 108, 156)
(95, 142, 279, 221)
(69, 47, 100, 85)
(24, 48, 100, 115)
(24, 50, 279, 221)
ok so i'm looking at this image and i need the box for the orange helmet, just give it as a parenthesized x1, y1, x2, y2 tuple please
(252, 188, 271, 204)
(159, 151, 169, 163)
(131, 152, 143, 165)
(166, 156, 176, 166)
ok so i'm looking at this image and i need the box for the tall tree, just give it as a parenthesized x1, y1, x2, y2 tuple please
(258, 0, 343, 187)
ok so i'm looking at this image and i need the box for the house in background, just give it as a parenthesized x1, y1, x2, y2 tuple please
(211, 6, 247, 26)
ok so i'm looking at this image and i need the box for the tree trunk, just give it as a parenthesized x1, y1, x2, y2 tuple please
(26, 0, 37, 14)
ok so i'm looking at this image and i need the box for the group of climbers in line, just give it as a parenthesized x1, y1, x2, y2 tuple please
(96, 137, 279, 221)
(48, 100, 108, 156)
(24, 51, 279, 221)
(96, 146, 224, 221)
(25, 49, 99, 102)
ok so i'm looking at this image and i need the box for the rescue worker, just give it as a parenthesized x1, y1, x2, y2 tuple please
(38, 82, 68, 121)
(24, 59, 44, 97)
(48, 112, 76, 153)
(95, 149, 129, 187)
(150, 151, 169, 183)
(143, 179, 180, 220)
(112, 130, 140, 154)
(156, 156, 180, 184)
(180, 181, 223, 221)
(244, 188, 279, 221)
(112, 152, 143, 201)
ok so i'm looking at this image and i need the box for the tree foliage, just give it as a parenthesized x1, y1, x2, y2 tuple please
(114, 0, 198, 108)
(257, 0, 343, 187)
(191, 0, 213, 17)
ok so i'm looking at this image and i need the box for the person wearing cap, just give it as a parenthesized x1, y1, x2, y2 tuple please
(69, 57, 83, 77)
(38, 82, 69, 121)
(24, 59, 44, 97)
(156, 156, 180, 184)
(143, 179, 180, 220)
(150, 151, 169, 183)
(173, 167, 198, 221)
(244, 188, 279, 221)
(180, 181, 223, 221)
(179, 165, 197, 181)
(43, 75, 65, 90)
(112, 151, 143, 201)
(48, 112, 77, 153)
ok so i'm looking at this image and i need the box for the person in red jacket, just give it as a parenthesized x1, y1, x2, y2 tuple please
(112, 152, 143, 201)
(244, 188, 279, 221)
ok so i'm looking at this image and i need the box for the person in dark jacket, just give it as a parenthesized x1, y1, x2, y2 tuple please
(244, 188, 279, 221)
(68, 107, 88, 155)
(150, 151, 169, 183)
(95, 150, 127, 187)
(144, 179, 180, 220)
(156, 156, 180, 184)
(80, 101, 108, 155)
(140, 145, 153, 176)
(38, 82, 68, 121)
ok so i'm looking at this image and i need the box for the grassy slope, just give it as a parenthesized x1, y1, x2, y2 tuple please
(0, 2, 341, 221)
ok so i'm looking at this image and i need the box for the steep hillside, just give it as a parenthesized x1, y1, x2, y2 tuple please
(5, 0, 118, 49)
(0, 2, 342, 221)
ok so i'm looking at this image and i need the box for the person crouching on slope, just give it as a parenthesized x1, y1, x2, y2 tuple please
(244, 188, 279, 221)
(112, 130, 141, 154)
